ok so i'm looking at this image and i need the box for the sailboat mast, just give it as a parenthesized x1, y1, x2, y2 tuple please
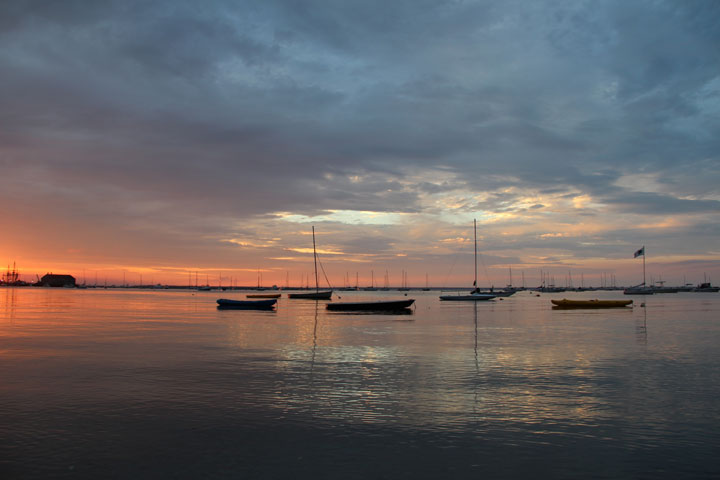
(474, 219, 478, 288)
(312, 226, 319, 292)
(643, 246, 646, 286)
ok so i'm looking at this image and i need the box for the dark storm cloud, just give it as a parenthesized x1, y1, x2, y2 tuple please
(1, 0, 718, 255)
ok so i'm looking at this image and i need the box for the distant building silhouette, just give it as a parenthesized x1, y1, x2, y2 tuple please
(40, 274, 76, 287)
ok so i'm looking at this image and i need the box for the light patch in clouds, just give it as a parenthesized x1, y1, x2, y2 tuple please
(572, 194, 596, 209)
(222, 238, 279, 249)
(440, 237, 471, 245)
(286, 247, 344, 256)
(614, 173, 666, 194)
(278, 210, 410, 225)
(634, 217, 691, 230)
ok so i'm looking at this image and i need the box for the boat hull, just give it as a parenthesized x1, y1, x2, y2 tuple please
(216, 298, 277, 309)
(651, 287, 679, 293)
(246, 293, 281, 298)
(551, 299, 633, 309)
(694, 283, 719, 292)
(439, 294, 496, 301)
(477, 290, 516, 297)
(287, 290, 333, 300)
(326, 299, 415, 311)
(624, 288, 654, 295)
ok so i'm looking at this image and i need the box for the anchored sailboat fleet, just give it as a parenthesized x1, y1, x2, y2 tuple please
(214, 229, 715, 310)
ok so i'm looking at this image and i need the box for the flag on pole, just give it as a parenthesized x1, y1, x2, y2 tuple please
(633, 247, 645, 258)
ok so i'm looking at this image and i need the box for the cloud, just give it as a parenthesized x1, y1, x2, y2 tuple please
(602, 192, 720, 215)
(1, 0, 718, 283)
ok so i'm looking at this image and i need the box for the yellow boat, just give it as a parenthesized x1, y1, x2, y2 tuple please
(551, 299, 633, 309)
(246, 293, 281, 298)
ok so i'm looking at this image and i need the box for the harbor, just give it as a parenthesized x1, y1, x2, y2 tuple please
(2, 1, 719, 478)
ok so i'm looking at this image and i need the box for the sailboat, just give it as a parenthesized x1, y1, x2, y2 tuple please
(198, 274, 212, 291)
(440, 219, 496, 301)
(624, 246, 653, 295)
(422, 273, 431, 291)
(398, 270, 410, 291)
(288, 226, 333, 300)
(363, 270, 378, 291)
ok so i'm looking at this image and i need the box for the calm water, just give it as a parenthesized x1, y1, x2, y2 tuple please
(1, 287, 719, 479)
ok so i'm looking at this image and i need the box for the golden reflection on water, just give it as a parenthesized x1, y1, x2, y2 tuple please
(2, 288, 719, 437)
(2, 287, 18, 325)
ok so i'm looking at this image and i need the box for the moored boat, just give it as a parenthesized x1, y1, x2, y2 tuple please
(551, 299, 633, 308)
(440, 292, 496, 301)
(288, 290, 333, 299)
(287, 226, 333, 301)
(650, 281, 678, 293)
(651, 286, 679, 293)
(440, 219, 496, 302)
(694, 282, 720, 293)
(476, 288, 516, 297)
(326, 299, 415, 311)
(246, 293, 281, 298)
(624, 285, 654, 295)
(625, 246, 652, 295)
(216, 298, 277, 309)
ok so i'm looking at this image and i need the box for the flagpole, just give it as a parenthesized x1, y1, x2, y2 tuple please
(643, 246, 646, 286)
(474, 219, 477, 290)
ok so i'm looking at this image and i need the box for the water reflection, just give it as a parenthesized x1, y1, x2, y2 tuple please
(635, 303, 648, 345)
(474, 302, 479, 375)
(325, 309, 414, 316)
(310, 300, 319, 378)
(1, 288, 719, 479)
(3, 287, 18, 323)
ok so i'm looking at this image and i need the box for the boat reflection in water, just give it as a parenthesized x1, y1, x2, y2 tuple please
(551, 298, 633, 309)
(326, 298, 415, 312)
(216, 298, 277, 309)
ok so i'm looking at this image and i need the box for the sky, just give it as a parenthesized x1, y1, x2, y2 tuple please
(1, 0, 719, 288)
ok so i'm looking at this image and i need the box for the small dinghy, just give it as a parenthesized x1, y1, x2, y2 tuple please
(216, 298, 277, 309)
(326, 299, 415, 312)
(246, 293, 281, 298)
(439, 292, 496, 301)
(288, 290, 333, 300)
(551, 299, 633, 309)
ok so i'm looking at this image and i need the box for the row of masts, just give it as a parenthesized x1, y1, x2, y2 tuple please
(538, 269, 618, 289)
(0, 263, 697, 289)
(2, 262, 20, 284)
(1, 265, 713, 290)
(2, 242, 712, 290)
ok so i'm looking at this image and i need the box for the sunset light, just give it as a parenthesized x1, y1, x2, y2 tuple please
(0, 0, 717, 289)
(2, 3, 720, 479)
